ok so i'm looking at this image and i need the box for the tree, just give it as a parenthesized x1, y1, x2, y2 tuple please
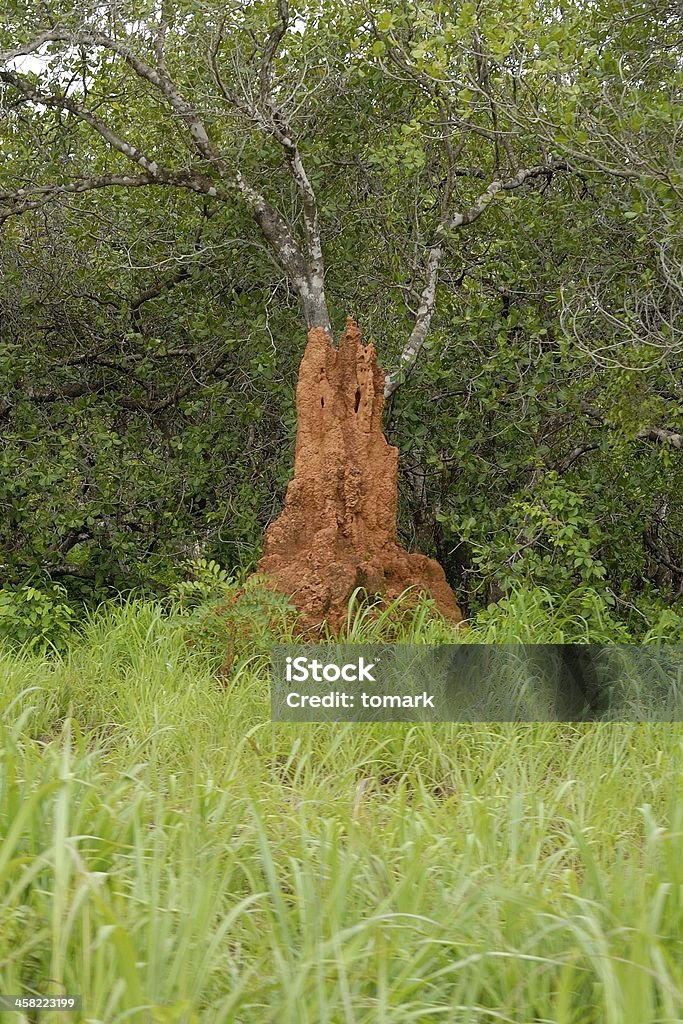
(1, 1, 586, 373)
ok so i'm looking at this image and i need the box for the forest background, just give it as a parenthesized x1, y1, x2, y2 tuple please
(0, 0, 681, 645)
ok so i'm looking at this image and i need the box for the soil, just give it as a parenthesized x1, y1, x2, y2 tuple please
(253, 317, 463, 633)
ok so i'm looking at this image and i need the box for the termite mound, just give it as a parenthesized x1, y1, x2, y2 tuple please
(253, 317, 463, 633)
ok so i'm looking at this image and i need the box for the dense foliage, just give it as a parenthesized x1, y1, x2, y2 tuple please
(0, 0, 681, 627)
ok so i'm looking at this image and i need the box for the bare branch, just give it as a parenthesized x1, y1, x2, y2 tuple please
(581, 406, 682, 449)
(558, 442, 601, 472)
(384, 242, 445, 398)
(639, 426, 683, 448)
(448, 162, 567, 231)
(1, 33, 327, 331)
(0, 173, 158, 224)
(0, 69, 172, 176)
(385, 162, 569, 397)
(209, 3, 330, 333)
(260, 0, 289, 110)
(2, 26, 222, 165)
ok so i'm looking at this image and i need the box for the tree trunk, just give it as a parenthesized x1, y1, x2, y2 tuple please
(253, 317, 463, 633)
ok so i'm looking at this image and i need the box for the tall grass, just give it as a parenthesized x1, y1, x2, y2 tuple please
(1, 586, 682, 1022)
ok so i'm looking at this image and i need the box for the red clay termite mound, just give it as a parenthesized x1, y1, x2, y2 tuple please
(253, 317, 463, 633)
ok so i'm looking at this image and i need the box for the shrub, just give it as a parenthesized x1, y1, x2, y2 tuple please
(0, 581, 74, 652)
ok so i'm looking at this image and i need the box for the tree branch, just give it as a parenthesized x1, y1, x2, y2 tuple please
(384, 162, 568, 397)
(0, 172, 207, 225)
(2, 73, 320, 332)
(129, 266, 192, 331)
(558, 442, 601, 472)
(260, 0, 289, 109)
(639, 426, 683, 448)
(209, 4, 330, 333)
(581, 406, 682, 448)
(447, 162, 567, 231)
(1, 69, 170, 175)
(2, 26, 222, 165)
(2, 18, 335, 332)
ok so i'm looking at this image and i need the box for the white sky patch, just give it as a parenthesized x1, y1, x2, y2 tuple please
(2, 44, 95, 101)
(4, 52, 50, 74)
